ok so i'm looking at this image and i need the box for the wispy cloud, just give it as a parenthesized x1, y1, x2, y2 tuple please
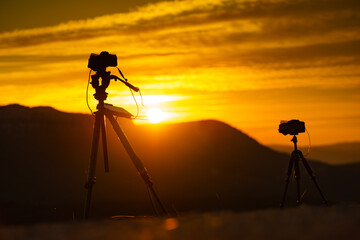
(0, 0, 359, 87)
(0, 1, 358, 62)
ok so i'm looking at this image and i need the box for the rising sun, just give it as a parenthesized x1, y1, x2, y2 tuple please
(146, 108, 168, 123)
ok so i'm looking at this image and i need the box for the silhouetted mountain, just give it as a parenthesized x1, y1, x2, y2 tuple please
(0, 104, 359, 224)
(269, 142, 360, 165)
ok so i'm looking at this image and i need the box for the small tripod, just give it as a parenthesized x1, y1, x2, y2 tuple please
(84, 69, 168, 219)
(280, 135, 328, 207)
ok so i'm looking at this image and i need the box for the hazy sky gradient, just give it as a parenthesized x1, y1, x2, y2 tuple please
(0, 0, 359, 145)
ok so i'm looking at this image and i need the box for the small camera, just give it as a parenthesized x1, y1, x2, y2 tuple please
(279, 119, 305, 135)
(88, 51, 117, 72)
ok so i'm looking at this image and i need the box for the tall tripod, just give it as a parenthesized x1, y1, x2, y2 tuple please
(280, 135, 328, 207)
(84, 69, 168, 219)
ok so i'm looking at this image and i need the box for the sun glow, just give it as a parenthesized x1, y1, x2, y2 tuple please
(146, 108, 169, 123)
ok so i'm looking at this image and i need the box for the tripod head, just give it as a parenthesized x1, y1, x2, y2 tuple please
(291, 135, 298, 151)
(88, 51, 139, 104)
(90, 70, 111, 102)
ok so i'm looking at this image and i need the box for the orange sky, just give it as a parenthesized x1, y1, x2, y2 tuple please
(0, 0, 359, 145)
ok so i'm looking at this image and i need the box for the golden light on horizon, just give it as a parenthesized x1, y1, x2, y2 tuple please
(129, 94, 183, 124)
(146, 107, 169, 123)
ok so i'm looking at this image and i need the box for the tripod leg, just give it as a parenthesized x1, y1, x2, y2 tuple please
(84, 111, 102, 219)
(280, 152, 294, 208)
(100, 115, 109, 172)
(299, 152, 328, 205)
(105, 112, 169, 216)
(294, 152, 301, 205)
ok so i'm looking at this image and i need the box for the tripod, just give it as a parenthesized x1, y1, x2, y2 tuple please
(84, 70, 168, 219)
(280, 135, 328, 207)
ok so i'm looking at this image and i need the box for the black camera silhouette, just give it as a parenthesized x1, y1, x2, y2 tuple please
(88, 51, 117, 72)
(278, 119, 305, 135)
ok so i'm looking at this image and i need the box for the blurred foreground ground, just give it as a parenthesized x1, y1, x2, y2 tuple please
(1, 204, 359, 240)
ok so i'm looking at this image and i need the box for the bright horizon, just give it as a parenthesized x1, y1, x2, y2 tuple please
(1, 0, 359, 146)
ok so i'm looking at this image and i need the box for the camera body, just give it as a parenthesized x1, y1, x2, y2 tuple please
(279, 119, 305, 135)
(88, 51, 117, 72)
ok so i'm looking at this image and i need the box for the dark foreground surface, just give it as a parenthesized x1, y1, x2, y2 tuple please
(1, 204, 359, 240)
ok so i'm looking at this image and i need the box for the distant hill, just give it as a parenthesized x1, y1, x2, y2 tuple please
(269, 142, 360, 165)
(0, 104, 360, 224)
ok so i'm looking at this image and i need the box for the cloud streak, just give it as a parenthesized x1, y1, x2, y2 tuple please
(0, 0, 359, 86)
(1, 0, 359, 48)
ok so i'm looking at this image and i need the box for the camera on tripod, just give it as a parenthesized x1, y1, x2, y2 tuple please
(88, 51, 117, 72)
(84, 51, 168, 218)
(278, 119, 328, 207)
(278, 119, 305, 136)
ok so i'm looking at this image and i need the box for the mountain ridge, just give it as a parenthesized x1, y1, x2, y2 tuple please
(269, 142, 360, 165)
(0, 104, 359, 224)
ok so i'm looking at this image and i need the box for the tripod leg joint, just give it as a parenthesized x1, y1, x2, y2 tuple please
(84, 177, 97, 189)
(139, 170, 153, 186)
